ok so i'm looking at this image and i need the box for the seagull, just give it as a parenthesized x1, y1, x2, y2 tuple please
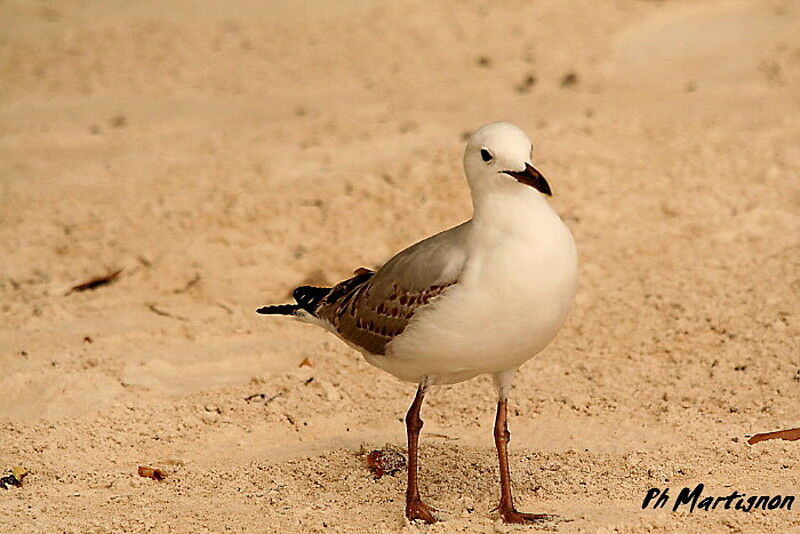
(257, 122, 578, 524)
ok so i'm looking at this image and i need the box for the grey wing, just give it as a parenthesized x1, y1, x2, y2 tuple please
(315, 222, 468, 355)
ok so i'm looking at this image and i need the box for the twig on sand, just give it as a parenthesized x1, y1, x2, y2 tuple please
(66, 269, 123, 295)
(173, 273, 201, 294)
(244, 392, 282, 404)
(427, 433, 459, 441)
(215, 302, 234, 314)
(146, 303, 188, 322)
(747, 427, 800, 445)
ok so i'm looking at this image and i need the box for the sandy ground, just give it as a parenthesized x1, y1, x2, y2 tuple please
(1, 0, 799, 532)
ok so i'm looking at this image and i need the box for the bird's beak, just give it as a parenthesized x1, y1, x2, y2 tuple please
(503, 163, 551, 196)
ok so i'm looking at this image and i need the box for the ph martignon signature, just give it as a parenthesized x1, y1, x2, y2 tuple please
(643, 484, 795, 513)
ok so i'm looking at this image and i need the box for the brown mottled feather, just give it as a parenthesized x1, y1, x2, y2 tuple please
(314, 222, 468, 355)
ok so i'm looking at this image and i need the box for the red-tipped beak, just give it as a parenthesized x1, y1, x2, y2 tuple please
(503, 163, 551, 196)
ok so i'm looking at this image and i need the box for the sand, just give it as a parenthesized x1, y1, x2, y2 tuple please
(1, 0, 799, 532)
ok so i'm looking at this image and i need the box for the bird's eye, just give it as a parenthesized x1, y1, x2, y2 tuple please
(480, 149, 493, 162)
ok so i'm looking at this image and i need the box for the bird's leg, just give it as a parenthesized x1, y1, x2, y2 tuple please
(405, 381, 438, 524)
(494, 397, 558, 524)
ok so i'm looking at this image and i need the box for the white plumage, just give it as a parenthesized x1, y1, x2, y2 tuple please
(298, 122, 577, 390)
(258, 121, 578, 525)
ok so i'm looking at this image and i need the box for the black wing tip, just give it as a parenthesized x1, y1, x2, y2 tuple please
(257, 285, 330, 316)
(292, 285, 331, 312)
(256, 304, 300, 315)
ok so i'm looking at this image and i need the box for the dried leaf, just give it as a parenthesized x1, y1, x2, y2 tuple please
(299, 358, 313, 368)
(137, 466, 166, 480)
(365, 448, 406, 479)
(11, 467, 26, 481)
(747, 427, 800, 445)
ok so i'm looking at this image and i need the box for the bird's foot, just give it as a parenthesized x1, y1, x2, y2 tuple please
(406, 498, 439, 524)
(499, 508, 559, 525)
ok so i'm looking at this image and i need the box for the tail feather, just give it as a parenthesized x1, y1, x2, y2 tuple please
(257, 285, 331, 317)
(256, 303, 301, 315)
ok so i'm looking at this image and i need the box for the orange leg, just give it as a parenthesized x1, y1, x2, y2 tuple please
(494, 398, 558, 524)
(404, 383, 438, 523)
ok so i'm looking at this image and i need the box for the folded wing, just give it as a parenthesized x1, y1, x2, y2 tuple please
(315, 222, 468, 355)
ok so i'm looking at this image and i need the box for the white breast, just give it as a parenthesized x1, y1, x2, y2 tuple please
(374, 192, 578, 384)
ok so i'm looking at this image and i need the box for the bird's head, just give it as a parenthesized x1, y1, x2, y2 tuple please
(463, 122, 551, 197)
